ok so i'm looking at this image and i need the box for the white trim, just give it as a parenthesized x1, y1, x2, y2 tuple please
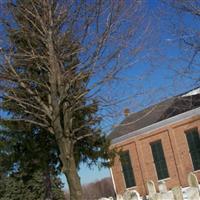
(158, 177, 171, 182)
(182, 88, 200, 97)
(111, 107, 200, 145)
(109, 167, 117, 194)
(126, 185, 137, 190)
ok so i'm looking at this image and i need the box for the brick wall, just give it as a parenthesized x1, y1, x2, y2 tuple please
(111, 116, 200, 196)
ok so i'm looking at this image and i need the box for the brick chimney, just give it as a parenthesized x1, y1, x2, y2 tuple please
(124, 108, 130, 117)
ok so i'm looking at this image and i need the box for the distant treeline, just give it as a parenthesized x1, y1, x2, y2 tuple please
(65, 177, 115, 200)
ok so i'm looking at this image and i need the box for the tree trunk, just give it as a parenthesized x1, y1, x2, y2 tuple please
(57, 138, 83, 200)
(64, 156, 83, 200)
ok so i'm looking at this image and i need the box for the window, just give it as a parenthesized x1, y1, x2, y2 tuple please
(150, 140, 169, 180)
(120, 151, 136, 188)
(185, 128, 200, 171)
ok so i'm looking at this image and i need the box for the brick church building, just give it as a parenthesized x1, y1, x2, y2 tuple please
(108, 88, 200, 196)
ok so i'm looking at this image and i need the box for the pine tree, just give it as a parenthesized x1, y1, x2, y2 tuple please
(0, 121, 65, 200)
(0, 171, 65, 200)
(0, 0, 141, 199)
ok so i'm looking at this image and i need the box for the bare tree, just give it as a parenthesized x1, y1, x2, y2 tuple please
(160, 0, 200, 86)
(0, 0, 150, 199)
(82, 177, 115, 200)
(65, 177, 115, 200)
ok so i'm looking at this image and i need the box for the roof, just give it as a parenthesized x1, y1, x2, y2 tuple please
(108, 90, 200, 141)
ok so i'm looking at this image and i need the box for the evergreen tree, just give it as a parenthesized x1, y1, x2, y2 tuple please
(0, 121, 65, 200)
(0, 171, 65, 200)
(0, 0, 141, 199)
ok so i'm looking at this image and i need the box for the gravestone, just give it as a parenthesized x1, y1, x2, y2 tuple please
(187, 172, 200, 199)
(123, 190, 141, 200)
(146, 180, 156, 198)
(148, 193, 161, 200)
(186, 187, 200, 200)
(131, 190, 141, 200)
(123, 190, 131, 200)
(158, 180, 167, 193)
(116, 194, 124, 200)
(172, 186, 184, 200)
(160, 191, 174, 200)
(157, 180, 174, 200)
(188, 172, 199, 188)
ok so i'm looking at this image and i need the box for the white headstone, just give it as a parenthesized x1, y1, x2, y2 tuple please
(188, 172, 199, 188)
(158, 180, 168, 193)
(123, 190, 141, 200)
(149, 193, 161, 200)
(160, 191, 174, 200)
(172, 186, 184, 200)
(147, 180, 156, 197)
(186, 187, 200, 200)
(123, 190, 132, 200)
(116, 194, 124, 200)
(131, 190, 141, 200)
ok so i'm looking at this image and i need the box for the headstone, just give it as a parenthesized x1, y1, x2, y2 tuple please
(149, 192, 174, 200)
(116, 194, 123, 200)
(172, 186, 184, 200)
(148, 193, 161, 200)
(146, 180, 156, 198)
(158, 180, 168, 193)
(123, 190, 141, 200)
(116, 194, 124, 200)
(131, 190, 141, 200)
(160, 191, 174, 200)
(188, 172, 199, 188)
(186, 187, 200, 200)
(123, 190, 131, 200)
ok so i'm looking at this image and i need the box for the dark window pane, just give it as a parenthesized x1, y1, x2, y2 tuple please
(186, 128, 200, 171)
(120, 151, 136, 188)
(150, 140, 169, 180)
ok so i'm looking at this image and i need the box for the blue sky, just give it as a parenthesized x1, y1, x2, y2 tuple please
(72, 0, 200, 188)
(61, 163, 111, 191)
(1, 0, 200, 190)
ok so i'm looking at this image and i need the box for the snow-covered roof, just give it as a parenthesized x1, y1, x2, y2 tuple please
(182, 87, 200, 97)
